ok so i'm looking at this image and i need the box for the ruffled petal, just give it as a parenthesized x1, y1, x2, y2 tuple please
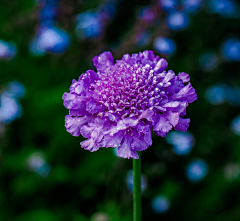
(174, 118, 190, 132)
(162, 101, 180, 109)
(155, 130, 168, 137)
(136, 124, 152, 146)
(86, 99, 105, 114)
(80, 124, 94, 138)
(143, 50, 155, 61)
(138, 109, 154, 120)
(62, 92, 77, 109)
(178, 72, 190, 83)
(86, 70, 99, 83)
(70, 80, 86, 95)
(117, 135, 139, 159)
(81, 138, 100, 152)
(169, 82, 197, 103)
(162, 70, 175, 83)
(154, 58, 168, 73)
(153, 114, 172, 135)
(165, 112, 180, 127)
(92, 51, 114, 71)
(62, 93, 88, 115)
(100, 130, 124, 147)
(65, 115, 90, 136)
(131, 135, 148, 151)
(105, 112, 121, 122)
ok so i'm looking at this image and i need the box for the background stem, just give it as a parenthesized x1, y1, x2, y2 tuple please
(133, 151, 142, 221)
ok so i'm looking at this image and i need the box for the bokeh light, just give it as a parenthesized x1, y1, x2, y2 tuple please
(207, 0, 240, 18)
(182, 0, 204, 14)
(166, 11, 190, 31)
(166, 131, 195, 156)
(159, 0, 178, 12)
(224, 163, 240, 181)
(153, 37, 177, 57)
(30, 25, 71, 55)
(205, 84, 226, 105)
(186, 159, 209, 182)
(231, 115, 240, 136)
(0, 39, 17, 60)
(75, 11, 104, 40)
(27, 152, 51, 177)
(221, 37, 240, 62)
(151, 195, 171, 214)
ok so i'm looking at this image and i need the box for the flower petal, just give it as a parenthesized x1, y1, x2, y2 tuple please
(100, 130, 124, 147)
(81, 138, 100, 152)
(154, 58, 168, 73)
(80, 124, 93, 138)
(178, 72, 190, 83)
(65, 115, 90, 136)
(174, 118, 190, 132)
(153, 114, 172, 134)
(165, 112, 180, 127)
(62, 92, 77, 109)
(86, 99, 105, 114)
(143, 50, 155, 61)
(92, 51, 114, 71)
(136, 124, 152, 146)
(131, 136, 148, 151)
(117, 135, 139, 159)
(138, 109, 154, 121)
(162, 70, 175, 83)
(70, 80, 86, 95)
(170, 82, 197, 103)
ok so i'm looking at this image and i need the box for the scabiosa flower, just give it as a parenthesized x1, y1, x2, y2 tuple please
(63, 51, 197, 159)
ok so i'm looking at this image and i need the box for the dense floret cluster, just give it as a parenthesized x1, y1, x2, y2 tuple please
(63, 51, 197, 159)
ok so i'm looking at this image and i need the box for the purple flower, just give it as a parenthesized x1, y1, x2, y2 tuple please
(63, 51, 197, 159)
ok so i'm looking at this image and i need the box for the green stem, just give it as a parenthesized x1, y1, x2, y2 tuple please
(133, 151, 142, 221)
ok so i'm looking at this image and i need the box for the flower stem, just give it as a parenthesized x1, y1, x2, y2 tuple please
(133, 151, 142, 221)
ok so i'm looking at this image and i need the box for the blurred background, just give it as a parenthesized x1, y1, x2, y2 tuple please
(1, 0, 240, 220)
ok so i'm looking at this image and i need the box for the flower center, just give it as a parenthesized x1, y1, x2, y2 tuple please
(94, 61, 170, 118)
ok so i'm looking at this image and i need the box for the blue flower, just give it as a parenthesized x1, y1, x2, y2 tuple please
(39, 6, 58, 22)
(186, 159, 208, 182)
(75, 11, 104, 39)
(231, 115, 240, 136)
(27, 152, 51, 177)
(0, 39, 17, 60)
(0, 92, 22, 123)
(154, 37, 177, 57)
(221, 38, 240, 62)
(159, 0, 178, 12)
(207, 0, 240, 18)
(7, 81, 25, 99)
(182, 0, 204, 14)
(29, 25, 71, 55)
(205, 84, 226, 105)
(152, 195, 171, 214)
(166, 131, 195, 155)
(166, 11, 190, 31)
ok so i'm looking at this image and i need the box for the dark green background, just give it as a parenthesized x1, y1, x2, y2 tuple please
(1, 0, 240, 220)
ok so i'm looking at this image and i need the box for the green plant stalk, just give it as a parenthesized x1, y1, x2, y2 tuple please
(133, 151, 142, 221)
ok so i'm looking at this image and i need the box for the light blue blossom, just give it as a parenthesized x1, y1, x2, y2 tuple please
(154, 37, 177, 57)
(166, 131, 195, 155)
(166, 11, 190, 31)
(152, 195, 171, 214)
(186, 159, 208, 182)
